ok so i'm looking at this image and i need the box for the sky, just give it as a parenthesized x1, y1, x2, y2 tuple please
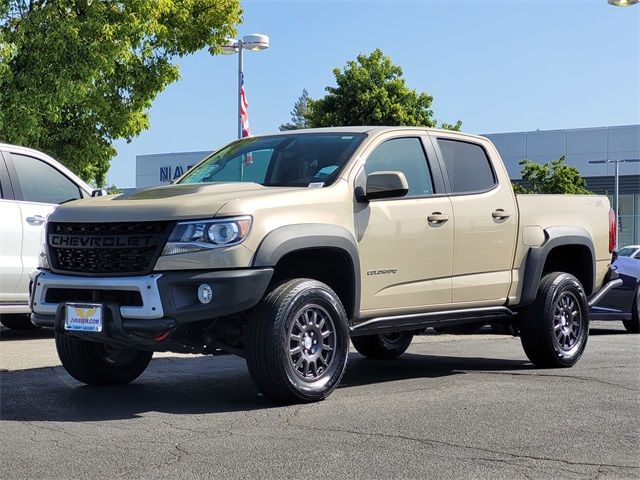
(107, 0, 640, 187)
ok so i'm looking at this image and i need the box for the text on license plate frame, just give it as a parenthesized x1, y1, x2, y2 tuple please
(64, 303, 104, 332)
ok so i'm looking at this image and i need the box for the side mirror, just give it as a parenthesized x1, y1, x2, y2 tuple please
(91, 189, 107, 197)
(357, 171, 409, 201)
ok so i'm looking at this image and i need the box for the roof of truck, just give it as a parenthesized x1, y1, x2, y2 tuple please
(272, 126, 488, 141)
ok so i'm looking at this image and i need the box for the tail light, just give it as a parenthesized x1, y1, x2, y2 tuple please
(609, 208, 616, 253)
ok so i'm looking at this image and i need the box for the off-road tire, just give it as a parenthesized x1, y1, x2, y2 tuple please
(55, 333, 153, 385)
(0, 313, 40, 330)
(622, 287, 639, 334)
(520, 272, 589, 368)
(246, 279, 349, 403)
(351, 332, 413, 359)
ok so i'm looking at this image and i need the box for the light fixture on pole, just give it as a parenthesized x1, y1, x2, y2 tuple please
(589, 158, 640, 249)
(221, 34, 270, 139)
(607, 0, 639, 6)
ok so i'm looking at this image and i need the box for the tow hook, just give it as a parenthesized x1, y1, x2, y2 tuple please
(154, 330, 172, 342)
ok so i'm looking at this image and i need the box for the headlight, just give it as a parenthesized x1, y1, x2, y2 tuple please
(38, 224, 50, 269)
(38, 249, 50, 269)
(162, 216, 252, 256)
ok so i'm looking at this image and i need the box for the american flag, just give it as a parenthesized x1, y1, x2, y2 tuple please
(240, 73, 253, 166)
(240, 73, 250, 138)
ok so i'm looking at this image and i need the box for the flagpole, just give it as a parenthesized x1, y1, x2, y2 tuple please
(237, 41, 244, 140)
(237, 41, 244, 179)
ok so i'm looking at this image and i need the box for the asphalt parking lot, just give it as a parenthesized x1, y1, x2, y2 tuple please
(1, 322, 638, 480)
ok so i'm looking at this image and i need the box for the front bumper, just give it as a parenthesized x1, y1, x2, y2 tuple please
(30, 268, 273, 334)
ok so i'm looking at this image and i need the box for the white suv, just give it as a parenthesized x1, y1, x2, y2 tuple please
(0, 144, 92, 329)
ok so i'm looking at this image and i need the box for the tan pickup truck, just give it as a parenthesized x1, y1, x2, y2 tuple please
(31, 127, 621, 403)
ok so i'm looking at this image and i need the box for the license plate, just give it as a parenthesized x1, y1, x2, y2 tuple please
(65, 304, 103, 332)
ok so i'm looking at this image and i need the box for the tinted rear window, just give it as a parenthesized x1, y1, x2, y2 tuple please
(437, 139, 496, 193)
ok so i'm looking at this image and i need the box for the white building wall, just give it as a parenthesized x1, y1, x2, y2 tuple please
(485, 125, 640, 179)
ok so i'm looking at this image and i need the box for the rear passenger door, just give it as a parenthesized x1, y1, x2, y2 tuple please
(433, 135, 518, 306)
(356, 135, 454, 316)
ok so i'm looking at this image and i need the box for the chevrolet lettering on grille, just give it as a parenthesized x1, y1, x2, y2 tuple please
(49, 235, 158, 249)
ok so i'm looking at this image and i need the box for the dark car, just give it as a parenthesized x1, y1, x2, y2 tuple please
(590, 254, 640, 333)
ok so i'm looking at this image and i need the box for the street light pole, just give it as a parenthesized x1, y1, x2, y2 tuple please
(221, 34, 270, 139)
(589, 158, 640, 249)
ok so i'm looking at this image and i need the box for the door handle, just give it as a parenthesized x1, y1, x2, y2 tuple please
(492, 209, 511, 220)
(427, 212, 449, 225)
(26, 215, 46, 226)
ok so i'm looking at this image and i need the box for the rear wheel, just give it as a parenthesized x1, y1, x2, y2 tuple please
(622, 288, 639, 334)
(0, 313, 40, 330)
(55, 334, 153, 385)
(351, 332, 413, 359)
(520, 272, 589, 368)
(246, 279, 349, 403)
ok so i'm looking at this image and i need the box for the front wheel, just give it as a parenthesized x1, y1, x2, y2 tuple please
(352, 332, 413, 359)
(520, 272, 589, 368)
(246, 279, 349, 403)
(55, 334, 153, 385)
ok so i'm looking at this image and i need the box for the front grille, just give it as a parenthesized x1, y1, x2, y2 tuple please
(48, 222, 171, 275)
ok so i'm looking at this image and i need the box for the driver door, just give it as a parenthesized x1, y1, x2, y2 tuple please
(356, 135, 454, 317)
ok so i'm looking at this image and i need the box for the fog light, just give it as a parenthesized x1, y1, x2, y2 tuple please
(197, 284, 213, 304)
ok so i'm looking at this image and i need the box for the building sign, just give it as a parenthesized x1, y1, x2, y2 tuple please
(136, 150, 211, 189)
(159, 165, 193, 182)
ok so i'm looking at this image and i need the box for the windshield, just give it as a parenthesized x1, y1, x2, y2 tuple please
(617, 247, 637, 257)
(178, 133, 366, 187)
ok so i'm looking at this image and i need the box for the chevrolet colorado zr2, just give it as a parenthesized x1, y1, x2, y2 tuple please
(30, 127, 621, 403)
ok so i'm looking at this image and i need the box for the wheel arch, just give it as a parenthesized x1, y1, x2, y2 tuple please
(252, 224, 360, 319)
(518, 226, 596, 307)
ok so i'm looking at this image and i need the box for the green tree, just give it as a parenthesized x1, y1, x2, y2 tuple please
(279, 88, 310, 131)
(306, 49, 460, 130)
(0, 0, 241, 186)
(106, 184, 122, 195)
(513, 156, 591, 194)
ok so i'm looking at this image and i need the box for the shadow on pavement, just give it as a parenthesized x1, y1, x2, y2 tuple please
(589, 327, 629, 336)
(341, 353, 531, 388)
(3, 326, 631, 423)
(0, 326, 54, 341)
(1, 352, 531, 423)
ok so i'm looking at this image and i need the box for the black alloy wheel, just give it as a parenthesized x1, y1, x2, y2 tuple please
(246, 278, 349, 403)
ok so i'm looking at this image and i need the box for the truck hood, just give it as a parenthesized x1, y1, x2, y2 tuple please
(49, 183, 299, 223)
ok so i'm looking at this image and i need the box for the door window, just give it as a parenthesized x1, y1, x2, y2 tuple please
(11, 154, 81, 204)
(365, 138, 435, 197)
(437, 139, 496, 193)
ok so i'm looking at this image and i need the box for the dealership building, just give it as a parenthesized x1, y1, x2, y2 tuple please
(136, 124, 640, 245)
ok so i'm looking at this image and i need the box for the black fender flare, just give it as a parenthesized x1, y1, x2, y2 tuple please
(252, 224, 361, 318)
(519, 226, 596, 306)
